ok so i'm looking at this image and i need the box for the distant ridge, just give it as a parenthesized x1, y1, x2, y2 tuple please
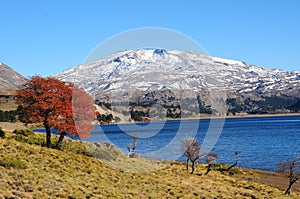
(0, 62, 27, 90)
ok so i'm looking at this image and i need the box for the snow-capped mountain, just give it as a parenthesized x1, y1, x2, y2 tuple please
(55, 49, 299, 96)
(0, 62, 27, 90)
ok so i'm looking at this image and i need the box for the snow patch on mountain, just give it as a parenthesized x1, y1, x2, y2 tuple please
(55, 49, 300, 96)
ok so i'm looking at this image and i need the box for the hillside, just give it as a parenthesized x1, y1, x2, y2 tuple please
(0, 127, 299, 198)
(0, 63, 26, 90)
(0, 63, 26, 113)
(55, 49, 300, 121)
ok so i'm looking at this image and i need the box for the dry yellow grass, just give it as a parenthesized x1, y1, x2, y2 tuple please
(0, 129, 299, 198)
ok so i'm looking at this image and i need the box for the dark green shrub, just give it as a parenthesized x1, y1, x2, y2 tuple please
(0, 127, 5, 138)
(114, 116, 121, 123)
(0, 110, 17, 122)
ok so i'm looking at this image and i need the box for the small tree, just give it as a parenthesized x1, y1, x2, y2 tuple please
(181, 136, 202, 174)
(205, 152, 218, 175)
(227, 151, 241, 172)
(278, 158, 300, 195)
(127, 134, 138, 157)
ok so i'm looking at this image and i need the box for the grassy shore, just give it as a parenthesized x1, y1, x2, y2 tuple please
(0, 125, 300, 198)
(159, 112, 300, 121)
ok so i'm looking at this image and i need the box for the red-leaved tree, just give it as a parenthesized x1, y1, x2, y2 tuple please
(16, 76, 95, 148)
(54, 86, 96, 149)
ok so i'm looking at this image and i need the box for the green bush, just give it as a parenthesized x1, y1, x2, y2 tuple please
(26, 135, 45, 146)
(12, 129, 34, 137)
(114, 116, 121, 123)
(10, 131, 45, 147)
(0, 127, 5, 138)
(215, 163, 242, 175)
(0, 157, 27, 169)
(62, 141, 92, 156)
(10, 134, 25, 142)
(62, 141, 122, 160)
(85, 142, 123, 161)
(87, 145, 119, 161)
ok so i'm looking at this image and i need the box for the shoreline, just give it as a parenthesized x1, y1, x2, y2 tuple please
(111, 112, 300, 125)
(2, 113, 299, 130)
(199, 112, 300, 120)
(2, 120, 300, 194)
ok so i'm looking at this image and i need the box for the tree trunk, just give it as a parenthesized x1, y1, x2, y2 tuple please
(285, 179, 297, 195)
(45, 124, 52, 148)
(55, 132, 66, 150)
(285, 184, 292, 195)
(191, 160, 195, 174)
(186, 158, 189, 170)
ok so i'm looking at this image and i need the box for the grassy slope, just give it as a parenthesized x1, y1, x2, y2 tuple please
(0, 129, 299, 199)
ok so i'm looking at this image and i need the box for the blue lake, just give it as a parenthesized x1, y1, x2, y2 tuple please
(83, 115, 300, 171)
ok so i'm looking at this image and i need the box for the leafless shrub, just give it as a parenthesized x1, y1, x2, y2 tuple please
(127, 134, 138, 158)
(205, 152, 218, 175)
(181, 136, 203, 174)
(227, 151, 241, 172)
(278, 158, 300, 195)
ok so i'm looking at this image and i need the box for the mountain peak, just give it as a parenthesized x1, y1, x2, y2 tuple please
(153, 49, 166, 56)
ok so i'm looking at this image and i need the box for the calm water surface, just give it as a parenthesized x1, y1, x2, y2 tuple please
(83, 115, 300, 171)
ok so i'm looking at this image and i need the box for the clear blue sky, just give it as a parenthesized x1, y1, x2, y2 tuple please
(0, 0, 299, 77)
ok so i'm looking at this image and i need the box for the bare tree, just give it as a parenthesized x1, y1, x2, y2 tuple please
(181, 136, 202, 174)
(278, 158, 300, 195)
(127, 134, 138, 157)
(205, 152, 218, 175)
(227, 151, 241, 172)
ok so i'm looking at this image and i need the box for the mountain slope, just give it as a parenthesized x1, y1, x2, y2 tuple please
(55, 49, 300, 117)
(0, 62, 26, 90)
(55, 49, 299, 95)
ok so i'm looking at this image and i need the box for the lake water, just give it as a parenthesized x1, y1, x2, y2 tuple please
(83, 115, 300, 171)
